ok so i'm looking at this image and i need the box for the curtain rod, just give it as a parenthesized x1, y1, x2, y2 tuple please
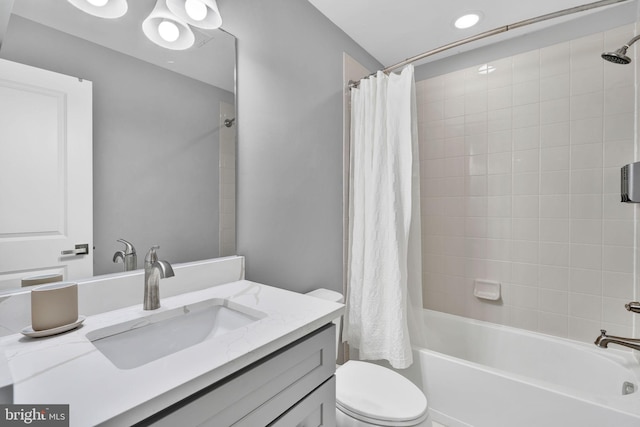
(348, 0, 632, 89)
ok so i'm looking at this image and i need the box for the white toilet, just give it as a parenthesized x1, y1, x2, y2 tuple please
(307, 289, 432, 427)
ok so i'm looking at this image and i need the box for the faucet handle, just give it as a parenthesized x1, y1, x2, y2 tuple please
(117, 239, 136, 255)
(625, 301, 640, 314)
(145, 245, 161, 263)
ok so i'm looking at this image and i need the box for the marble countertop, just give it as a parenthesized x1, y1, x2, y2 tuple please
(0, 280, 343, 426)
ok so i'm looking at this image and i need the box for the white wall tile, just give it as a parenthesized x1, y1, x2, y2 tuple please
(571, 66, 603, 96)
(487, 57, 513, 89)
(511, 262, 539, 286)
(570, 92, 604, 121)
(512, 218, 538, 241)
(445, 137, 465, 157)
(444, 96, 465, 118)
(488, 108, 512, 132)
(539, 265, 569, 291)
(602, 271, 633, 298)
(571, 243, 602, 270)
(603, 245, 634, 273)
(488, 130, 512, 153)
(513, 173, 539, 195)
(569, 293, 602, 321)
(487, 196, 512, 219)
(540, 219, 570, 243)
(540, 289, 568, 314)
(570, 169, 603, 194)
(571, 219, 602, 245)
(488, 86, 512, 110)
(603, 220, 634, 246)
(570, 117, 603, 145)
(513, 50, 540, 83)
(570, 268, 602, 295)
(541, 147, 570, 171)
(540, 122, 570, 148)
(513, 104, 540, 128)
(417, 23, 639, 345)
(487, 174, 512, 196)
(540, 73, 569, 101)
(603, 140, 633, 168)
(538, 312, 569, 337)
(513, 126, 541, 151)
(464, 132, 488, 156)
(540, 41, 571, 78)
(602, 297, 633, 326)
(604, 112, 634, 141)
(513, 80, 540, 106)
(540, 195, 569, 218)
(540, 171, 569, 195)
(540, 98, 569, 125)
(571, 143, 603, 170)
(605, 85, 635, 115)
(488, 152, 512, 175)
(540, 242, 570, 267)
(513, 149, 539, 173)
(568, 317, 601, 342)
(513, 195, 539, 218)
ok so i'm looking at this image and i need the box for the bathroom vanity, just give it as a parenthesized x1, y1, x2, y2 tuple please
(0, 257, 343, 426)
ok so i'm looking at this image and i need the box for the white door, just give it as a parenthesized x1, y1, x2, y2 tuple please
(0, 58, 92, 290)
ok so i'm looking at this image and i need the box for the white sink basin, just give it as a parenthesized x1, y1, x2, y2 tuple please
(87, 298, 264, 369)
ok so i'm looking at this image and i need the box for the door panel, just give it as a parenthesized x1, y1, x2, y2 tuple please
(0, 58, 92, 290)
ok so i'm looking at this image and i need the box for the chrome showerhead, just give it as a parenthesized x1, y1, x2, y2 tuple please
(602, 35, 640, 65)
(602, 46, 631, 64)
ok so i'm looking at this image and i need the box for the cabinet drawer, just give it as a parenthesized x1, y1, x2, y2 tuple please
(145, 324, 335, 426)
(269, 376, 336, 427)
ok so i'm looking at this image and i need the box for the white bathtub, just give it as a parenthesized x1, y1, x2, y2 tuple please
(402, 310, 640, 427)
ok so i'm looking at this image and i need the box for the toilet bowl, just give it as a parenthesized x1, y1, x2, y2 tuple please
(306, 289, 432, 427)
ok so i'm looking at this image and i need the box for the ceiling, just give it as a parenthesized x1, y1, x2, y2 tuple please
(1, 0, 235, 91)
(308, 0, 637, 69)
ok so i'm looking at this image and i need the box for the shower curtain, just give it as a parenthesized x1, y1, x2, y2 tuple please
(344, 65, 424, 369)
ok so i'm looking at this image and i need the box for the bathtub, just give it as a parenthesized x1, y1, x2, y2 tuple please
(402, 310, 640, 427)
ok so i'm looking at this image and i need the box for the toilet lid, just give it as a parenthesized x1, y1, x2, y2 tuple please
(335, 360, 428, 426)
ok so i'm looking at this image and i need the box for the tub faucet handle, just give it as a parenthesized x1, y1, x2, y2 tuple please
(625, 301, 640, 314)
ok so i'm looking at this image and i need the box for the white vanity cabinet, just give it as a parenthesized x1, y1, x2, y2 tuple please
(141, 324, 336, 427)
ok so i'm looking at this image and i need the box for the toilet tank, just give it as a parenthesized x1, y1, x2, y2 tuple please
(306, 288, 343, 360)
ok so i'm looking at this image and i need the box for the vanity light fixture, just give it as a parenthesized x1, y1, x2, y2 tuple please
(142, 0, 195, 50)
(454, 12, 482, 29)
(167, 0, 222, 29)
(67, 0, 128, 19)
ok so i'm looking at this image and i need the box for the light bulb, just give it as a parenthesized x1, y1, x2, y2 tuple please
(158, 20, 180, 42)
(87, 0, 109, 6)
(454, 13, 480, 29)
(185, 0, 207, 21)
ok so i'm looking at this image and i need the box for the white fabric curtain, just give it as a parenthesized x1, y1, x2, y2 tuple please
(344, 65, 424, 369)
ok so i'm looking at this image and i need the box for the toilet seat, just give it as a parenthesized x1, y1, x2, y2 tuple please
(335, 360, 428, 427)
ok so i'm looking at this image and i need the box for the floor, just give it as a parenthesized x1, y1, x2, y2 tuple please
(433, 421, 446, 427)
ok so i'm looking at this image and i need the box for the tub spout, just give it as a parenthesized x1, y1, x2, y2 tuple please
(595, 329, 640, 352)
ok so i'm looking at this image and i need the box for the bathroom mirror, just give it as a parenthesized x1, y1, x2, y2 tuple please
(0, 0, 236, 290)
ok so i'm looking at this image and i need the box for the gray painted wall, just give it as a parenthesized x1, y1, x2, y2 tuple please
(221, 0, 381, 293)
(1, 16, 233, 275)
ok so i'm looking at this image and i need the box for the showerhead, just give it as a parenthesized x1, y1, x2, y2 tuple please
(602, 46, 631, 64)
(602, 35, 640, 65)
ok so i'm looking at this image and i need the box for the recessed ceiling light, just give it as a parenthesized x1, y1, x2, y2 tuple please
(454, 12, 481, 29)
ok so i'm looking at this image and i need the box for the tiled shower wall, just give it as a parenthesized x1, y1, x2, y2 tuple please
(418, 23, 638, 343)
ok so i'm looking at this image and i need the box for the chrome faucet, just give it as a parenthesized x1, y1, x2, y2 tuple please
(595, 329, 640, 352)
(113, 239, 137, 271)
(143, 246, 174, 310)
